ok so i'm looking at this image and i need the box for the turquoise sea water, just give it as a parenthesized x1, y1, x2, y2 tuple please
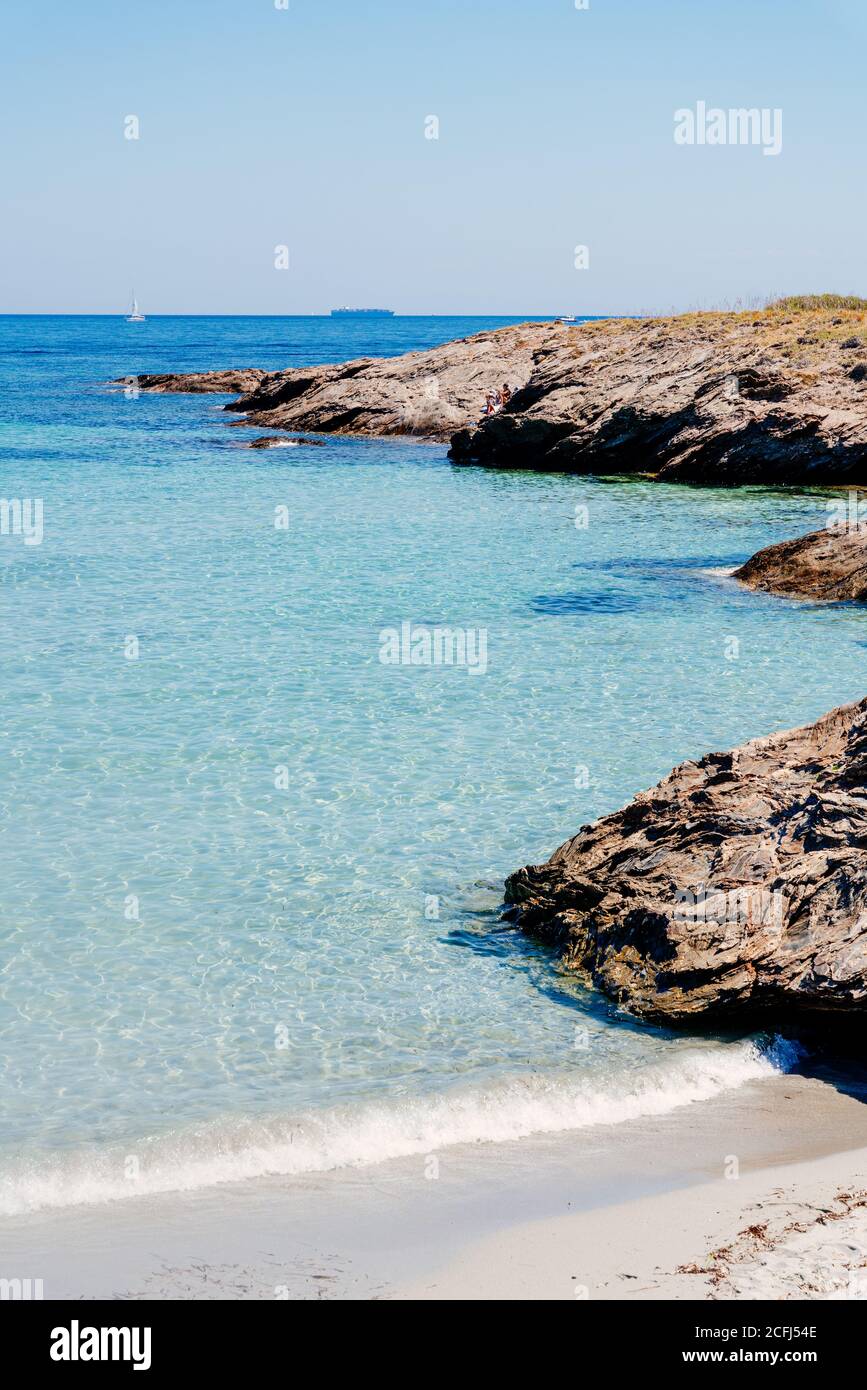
(0, 315, 863, 1214)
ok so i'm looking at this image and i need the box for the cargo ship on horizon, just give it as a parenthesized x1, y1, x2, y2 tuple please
(331, 306, 395, 317)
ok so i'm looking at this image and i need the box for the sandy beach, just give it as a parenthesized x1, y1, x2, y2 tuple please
(398, 1140, 867, 1301)
(3, 1065, 867, 1301)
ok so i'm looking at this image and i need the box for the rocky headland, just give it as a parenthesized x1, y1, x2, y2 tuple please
(450, 309, 867, 483)
(504, 697, 867, 1027)
(125, 307, 867, 484)
(128, 324, 559, 440)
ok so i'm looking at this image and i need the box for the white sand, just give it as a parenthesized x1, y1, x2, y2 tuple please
(395, 1147, 867, 1300)
(6, 1069, 867, 1300)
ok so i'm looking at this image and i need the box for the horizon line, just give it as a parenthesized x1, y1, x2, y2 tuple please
(0, 311, 616, 319)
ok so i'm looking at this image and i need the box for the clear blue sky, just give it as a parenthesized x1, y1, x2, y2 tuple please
(1, 0, 863, 314)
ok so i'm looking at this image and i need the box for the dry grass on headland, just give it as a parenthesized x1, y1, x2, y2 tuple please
(571, 296, 867, 370)
(768, 293, 867, 313)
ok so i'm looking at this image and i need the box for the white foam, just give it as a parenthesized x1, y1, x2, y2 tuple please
(0, 1035, 801, 1216)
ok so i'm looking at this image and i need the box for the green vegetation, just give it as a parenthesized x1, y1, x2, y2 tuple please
(768, 294, 867, 312)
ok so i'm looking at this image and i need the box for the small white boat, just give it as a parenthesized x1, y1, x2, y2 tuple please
(125, 293, 146, 323)
(558, 313, 577, 324)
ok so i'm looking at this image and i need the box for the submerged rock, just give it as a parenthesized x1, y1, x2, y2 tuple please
(245, 435, 325, 448)
(504, 698, 867, 1025)
(735, 524, 867, 601)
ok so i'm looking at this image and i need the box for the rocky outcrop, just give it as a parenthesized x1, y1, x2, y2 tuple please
(126, 324, 559, 440)
(504, 698, 867, 1026)
(131, 369, 267, 395)
(450, 311, 867, 485)
(735, 523, 867, 601)
(125, 309, 867, 482)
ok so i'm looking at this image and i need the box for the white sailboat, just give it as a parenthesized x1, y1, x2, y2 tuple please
(125, 292, 146, 323)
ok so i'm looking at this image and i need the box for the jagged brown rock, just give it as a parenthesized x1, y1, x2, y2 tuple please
(735, 525, 867, 601)
(130, 369, 267, 395)
(504, 697, 867, 1025)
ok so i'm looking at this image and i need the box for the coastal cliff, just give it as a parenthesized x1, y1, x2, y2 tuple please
(504, 697, 867, 1026)
(127, 308, 867, 484)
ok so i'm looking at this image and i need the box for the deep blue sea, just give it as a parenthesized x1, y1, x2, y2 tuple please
(0, 315, 862, 1214)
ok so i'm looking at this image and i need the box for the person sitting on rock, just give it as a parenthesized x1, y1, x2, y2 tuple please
(482, 391, 497, 417)
(501, 382, 512, 406)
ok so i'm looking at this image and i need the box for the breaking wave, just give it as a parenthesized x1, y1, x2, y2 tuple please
(0, 1035, 801, 1216)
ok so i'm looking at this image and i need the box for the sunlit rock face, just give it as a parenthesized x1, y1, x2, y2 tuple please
(505, 697, 867, 1026)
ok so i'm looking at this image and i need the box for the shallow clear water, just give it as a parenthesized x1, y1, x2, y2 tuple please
(0, 315, 863, 1213)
